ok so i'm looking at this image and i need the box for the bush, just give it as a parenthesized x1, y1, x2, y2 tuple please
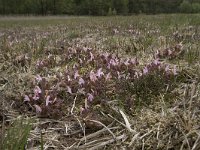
(179, 0, 193, 13)
(192, 3, 200, 13)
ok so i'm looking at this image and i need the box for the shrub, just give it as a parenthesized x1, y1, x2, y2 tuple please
(179, 0, 193, 13)
(192, 3, 200, 13)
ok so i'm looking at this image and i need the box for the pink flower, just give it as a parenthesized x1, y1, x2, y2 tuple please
(130, 58, 137, 65)
(173, 65, 178, 75)
(79, 78, 85, 85)
(80, 106, 85, 113)
(96, 68, 104, 78)
(89, 70, 97, 82)
(109, 59, 118, 66)
(35, 75, 42, 82)
(143, 67, 148, 74)
(33, 94, 39, 100)
(34, 86, 42, 95)
(153, 59, 160, 65)
(34, 104, 42, 113)
(74, 70, 80, 79)
(36, 60, 44, 67)
(165, 65, 170, 72)
(105, 73, 112, 81)
(102, 52, 109, 60)
(45, 95, 51, 106)
(87, 93, 94, 102)
(24, 95, 30, 102)
(168, 49, 172, 55)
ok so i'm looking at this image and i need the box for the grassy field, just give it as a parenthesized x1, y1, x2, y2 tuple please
(0, 14, 200, 149)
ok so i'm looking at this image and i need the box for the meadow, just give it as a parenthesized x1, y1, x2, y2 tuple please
(0, 14, 200, 149)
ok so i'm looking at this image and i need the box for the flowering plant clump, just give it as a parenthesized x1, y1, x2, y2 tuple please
(155, 42, 184, 60)
(24, 45, 180, 118)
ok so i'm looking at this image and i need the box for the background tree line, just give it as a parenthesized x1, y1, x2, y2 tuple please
(0, 0, 200, 15)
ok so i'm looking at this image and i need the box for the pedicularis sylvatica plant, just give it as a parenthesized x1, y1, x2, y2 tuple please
(24, 43, 182, 118)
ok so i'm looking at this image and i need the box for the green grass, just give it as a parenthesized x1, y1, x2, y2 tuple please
(0, 118, 32, 150)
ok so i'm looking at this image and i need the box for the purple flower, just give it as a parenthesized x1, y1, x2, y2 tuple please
(173, 65, 178, 75)
(33, 94, 39, 100)
(34, 86, 42, 95)
(87, 93, 94, 102)
(109, 59, 117, 66)
(130, 58, 136, 65)
(153, 59, 160, 66)
(35, 75, 42, 82)
(79, 78, 85, 85)
(74, 70, 80, 79)
(34, 104, 42, 113)
(102, 52, 109, 60)
(36, 60, 44, 67)
(45, 95, 51, 106)
(24, 95, 30, 102)
(143, 67, 148, 74)
(168, 49, 172, 55)
(165, 65, 170, 72)
(89, 70, 97, 82)
(96, 68, 104, 78)
(105, 72, 112, 81)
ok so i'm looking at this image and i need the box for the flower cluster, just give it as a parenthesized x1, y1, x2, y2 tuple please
(155, 43, 184, 59)
(25, 45, 179, 118)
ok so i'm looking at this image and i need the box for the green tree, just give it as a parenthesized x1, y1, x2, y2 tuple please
(192, 3, 200, 13)
(179, 0, 193, 13)
(113, 0, 128, 15)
